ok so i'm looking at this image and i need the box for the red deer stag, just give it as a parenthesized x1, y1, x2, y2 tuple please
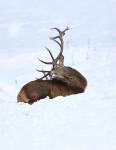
(17, 27, 87, 104)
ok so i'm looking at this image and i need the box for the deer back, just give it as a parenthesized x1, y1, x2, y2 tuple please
(52, 66, 87, 90)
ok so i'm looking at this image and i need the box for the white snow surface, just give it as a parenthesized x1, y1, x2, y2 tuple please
(0, 0, 116, 150)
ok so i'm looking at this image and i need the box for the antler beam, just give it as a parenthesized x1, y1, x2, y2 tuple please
(38, 27, 70, 79)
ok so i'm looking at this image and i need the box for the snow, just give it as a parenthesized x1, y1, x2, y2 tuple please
(0, 0, 116, 150)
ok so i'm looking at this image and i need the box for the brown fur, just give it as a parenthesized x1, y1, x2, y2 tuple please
(17, 76, 86, 104)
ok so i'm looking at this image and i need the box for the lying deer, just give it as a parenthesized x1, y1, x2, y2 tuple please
(17, 27, 87, 104)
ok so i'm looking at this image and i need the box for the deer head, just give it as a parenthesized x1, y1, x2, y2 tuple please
(17, 27, 87, 104)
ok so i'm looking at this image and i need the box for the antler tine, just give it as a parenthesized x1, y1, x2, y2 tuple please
(62, 26, 70, 34)
(51, 27, 70, 36)
(37, 57, 53, 65)
(52, 27, 69, 65)
(42, 72, 48, 80)
(51, 27, 61, 34)
(37, 47, 55, 65)
(39, 72, 50, 80)
(50, 37, 61, 47)
(36, 69, 51, 80)
(45, 47, 54, 61)
(52, 28, 64, 65)
(36, 69, 50, 73)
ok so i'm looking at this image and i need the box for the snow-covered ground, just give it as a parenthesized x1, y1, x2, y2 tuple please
(0, 0, 116, 150)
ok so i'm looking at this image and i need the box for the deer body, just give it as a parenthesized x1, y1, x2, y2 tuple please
(17, 66, 87, 104)
(17, 27, 87, 104)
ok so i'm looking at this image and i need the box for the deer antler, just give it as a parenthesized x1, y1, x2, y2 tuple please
(37, 27, 70, 79)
